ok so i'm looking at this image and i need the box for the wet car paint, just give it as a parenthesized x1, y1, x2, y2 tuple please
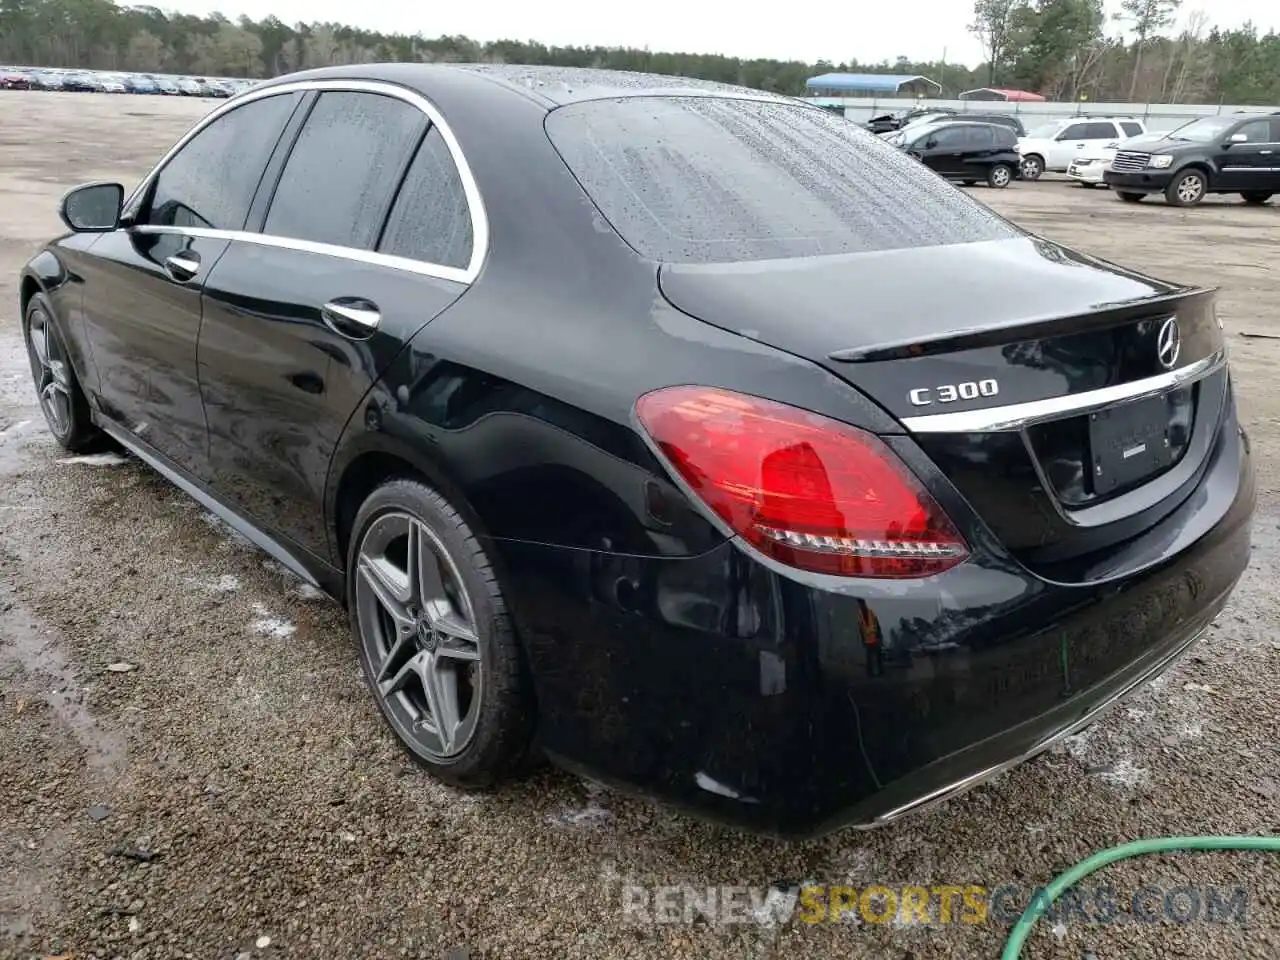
(18, 64, 1255, 837)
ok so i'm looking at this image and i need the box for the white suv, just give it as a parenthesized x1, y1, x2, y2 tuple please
(1017, 117, 1146, 180)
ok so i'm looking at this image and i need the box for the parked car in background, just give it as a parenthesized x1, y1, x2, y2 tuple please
(99, 75, 127, 94)
(1066, 140, 1120, 187)
(865, 106, 955, 134)
(60, 71, 100, 92)
(1017, 117, 1146, 180)
(124, 74, 158, 94)
(0, 69, 32, 89)
(176, 78, 203, 96)
(1104, 113, 1280, 207)
(885, 111, 1026, 146)
(28, 70, 65, 91)
(900, 120, 1020, 188)
(153, 76, 180, 95)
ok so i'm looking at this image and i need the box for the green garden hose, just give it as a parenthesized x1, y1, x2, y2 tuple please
(1001, 835, 1280, 959)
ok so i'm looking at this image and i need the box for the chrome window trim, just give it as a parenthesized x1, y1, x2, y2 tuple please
(122, 78, 488, 285)
(131, 225, 472, 284)
(900, 349, 1227, 433)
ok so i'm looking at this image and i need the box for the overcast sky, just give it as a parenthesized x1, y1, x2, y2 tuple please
(162, 0, 1278, 68)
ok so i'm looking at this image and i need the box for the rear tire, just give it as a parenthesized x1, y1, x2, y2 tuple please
(1241, 191, 1273, 205)
(1118, 192, 1145, 203)
(347, 478, 535, 789)
(1165, 170, 1207, 207)
(986, 164, 1013, 189)
(963, 180, 977, 187)
(1079, 182, 1098, 189)
(1019, 155, 1044, 181)
(22, 294, 103, 453)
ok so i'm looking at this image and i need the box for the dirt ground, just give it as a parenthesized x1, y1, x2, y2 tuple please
(0, 92, 1277, 960)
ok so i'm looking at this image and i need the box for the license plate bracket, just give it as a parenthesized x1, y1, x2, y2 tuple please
(1089, 395, 1174, 496)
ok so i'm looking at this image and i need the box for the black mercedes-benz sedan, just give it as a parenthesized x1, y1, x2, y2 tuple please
(21, 64, 1253, 838)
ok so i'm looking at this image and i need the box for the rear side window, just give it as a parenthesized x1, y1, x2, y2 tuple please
(928, 125, 968, 148)
(264, 91, 425, 249)
(377, 127, 473, 270)
(1057, 122, 1090, 140)
(146, 93, 299, 230)
(1120, 121, 1143, 137)
(545, 97, 1015, 264)
(967, 125, 995, 146)
(1081, 122, 1118, 139)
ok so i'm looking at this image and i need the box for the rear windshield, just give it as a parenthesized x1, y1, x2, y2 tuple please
(545, 96, 1018, 264)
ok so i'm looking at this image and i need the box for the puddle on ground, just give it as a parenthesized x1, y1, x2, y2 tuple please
(0, 583, 128, 779)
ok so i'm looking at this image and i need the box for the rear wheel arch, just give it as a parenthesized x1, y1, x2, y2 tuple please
(331, 446, 483, 581)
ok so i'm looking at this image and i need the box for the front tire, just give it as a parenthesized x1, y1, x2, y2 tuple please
(1241, 191, 1273, 205)
(1118, 191, 1145, 203)
(1019, 154, 1044, 180)
(347, 478, 535, 788)
(23, 294, 102, 452)
(987, 164, 1013, 189)
(1166, 170, 1207, 207)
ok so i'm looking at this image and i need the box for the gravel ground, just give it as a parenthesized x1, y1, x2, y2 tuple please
(0, 92, 1277, 960)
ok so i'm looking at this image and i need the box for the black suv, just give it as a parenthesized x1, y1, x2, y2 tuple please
(900, 120, 1019, 188)
(1104, 113, 1280, 206)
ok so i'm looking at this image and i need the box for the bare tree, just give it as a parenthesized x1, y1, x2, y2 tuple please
(970, 0, 1025, 85)
(1118, 0, 1183, 99)
(1169, 10, 1211, 102)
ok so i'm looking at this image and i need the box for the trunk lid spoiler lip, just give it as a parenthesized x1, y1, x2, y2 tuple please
(827, 286, 1217, 364)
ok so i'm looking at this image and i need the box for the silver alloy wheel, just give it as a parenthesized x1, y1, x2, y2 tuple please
(1019, 156, 1042, 179)
(25, 305, 72, 438)
(990, 166, 1011, 187)
(355, 510, 483, 761)
(1176, 174, 1205, 204)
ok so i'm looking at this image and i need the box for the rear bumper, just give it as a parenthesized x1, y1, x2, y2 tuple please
(496, 409, 1254, 839)
(1104, 169, 1175, 192)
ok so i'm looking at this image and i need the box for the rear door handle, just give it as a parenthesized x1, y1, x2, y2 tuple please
(321, 297, 380, 339)
(1260, 149, 1273, 155)
(164, 251, 200, 282)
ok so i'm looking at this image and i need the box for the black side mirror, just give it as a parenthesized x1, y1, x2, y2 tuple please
(924, 138, 938, 149)
(59, 181, 124, 233)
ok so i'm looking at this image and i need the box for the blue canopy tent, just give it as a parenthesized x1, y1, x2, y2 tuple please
(804, 73, 942, 97)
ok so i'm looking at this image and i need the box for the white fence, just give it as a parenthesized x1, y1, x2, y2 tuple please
(809, 97, 1279, 134)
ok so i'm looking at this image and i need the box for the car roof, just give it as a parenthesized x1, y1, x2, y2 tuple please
(251, 63, 801, 110)
(929, 118, 1014, 129)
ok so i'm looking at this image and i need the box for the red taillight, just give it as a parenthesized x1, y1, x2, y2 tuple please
(635, 386, 968, 578)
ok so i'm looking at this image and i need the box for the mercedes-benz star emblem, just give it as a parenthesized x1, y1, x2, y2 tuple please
(1156, 317, 1181, 370)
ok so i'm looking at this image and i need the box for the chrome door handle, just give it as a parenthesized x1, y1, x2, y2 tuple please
(321, 298, 380, 339)
(1260, 149, 1273, 155)
(164, 252, 200, 280)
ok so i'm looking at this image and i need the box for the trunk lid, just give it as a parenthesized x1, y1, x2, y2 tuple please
(658, 237, 1228, 574)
